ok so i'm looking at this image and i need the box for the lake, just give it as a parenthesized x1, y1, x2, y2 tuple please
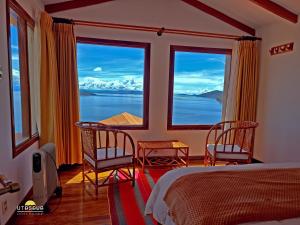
(13, 90, 223, 133)
(79, 90, 222, 125)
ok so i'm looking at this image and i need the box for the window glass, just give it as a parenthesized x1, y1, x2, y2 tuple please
(8, 5, 36, 152)
(169, 47, 231, 128)
(9, 10, 30, 145)
(77, 41, 149, 128)
(27, 25, 38, 135)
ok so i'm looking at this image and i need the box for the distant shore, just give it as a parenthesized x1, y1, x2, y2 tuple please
(79, 89, 223, 103)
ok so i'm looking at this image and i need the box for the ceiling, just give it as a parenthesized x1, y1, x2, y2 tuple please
(42, 0, 63, 4)
(273, 0, 300, 14)
(200, 0, 300, 27)
(40, 0, 300, 30)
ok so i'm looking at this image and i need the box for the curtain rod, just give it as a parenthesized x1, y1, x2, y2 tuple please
(53, 17, 73, 24)
(237, 36, 262, 41)
(73, 19, 261, 40)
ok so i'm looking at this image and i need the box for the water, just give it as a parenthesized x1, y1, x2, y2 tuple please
(12, 91, 29, 145)
(13, 90, 23, 132)
(80, 92, 143, 122)
(173, 95, 222, 125)
(13, 90, 222, 130)
(79, 90, 222, 125)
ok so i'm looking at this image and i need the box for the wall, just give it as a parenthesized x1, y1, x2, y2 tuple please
(52, 0, 300, 161)
(74, 27, 234, 156)
(52, 0, 245, 156)
(0, 0, 299, 223)
(0, 0, 43, 224)
(255, 21, 300, 162)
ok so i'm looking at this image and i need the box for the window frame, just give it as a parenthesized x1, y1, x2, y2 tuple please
(6, 0, 39, 158)
(167, 45, 232, 130)
(76, 37, 151, 130)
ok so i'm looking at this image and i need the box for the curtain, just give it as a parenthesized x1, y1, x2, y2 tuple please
(32, 15, 41, 134)
(53, 23, 81, 164)
(40, 12, 81, 165)
(40, 12, 60, 146)
(222, 44, 238, 122)
(223, 39, 260, 122)
(234, 40, 259, 121)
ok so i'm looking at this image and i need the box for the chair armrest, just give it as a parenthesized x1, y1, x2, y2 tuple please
(205, 122, 224, 147)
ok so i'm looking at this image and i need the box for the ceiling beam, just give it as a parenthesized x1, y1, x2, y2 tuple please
(45, 0, 114, 13)
(250, 0, 298, 23)
(181, 0, 256, 36)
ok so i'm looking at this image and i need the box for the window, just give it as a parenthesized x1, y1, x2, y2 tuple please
(168, 45, 231, 130)
(76, 37, 150, 129)
(7, 0, 38, 157)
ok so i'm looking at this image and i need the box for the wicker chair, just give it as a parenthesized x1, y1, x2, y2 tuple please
(205, 121, 258, 166)
(76, 122, 135, 194)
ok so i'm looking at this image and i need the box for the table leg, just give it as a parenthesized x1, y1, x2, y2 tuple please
(137, 144, 140, 167)
(142, 148, 145, 173)
(186, 147, 189, 167)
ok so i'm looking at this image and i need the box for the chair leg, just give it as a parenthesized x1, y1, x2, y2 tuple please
(211, 159, 216, 166)
(204, 151, 208, 166)
(204, 149, 210, 167)
(82, 161, 85, 183)
(132, 162, 135, 187)
(208, 156, 215, 166)
(95, 171, 98, 196)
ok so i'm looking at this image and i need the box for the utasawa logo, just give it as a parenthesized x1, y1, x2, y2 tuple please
(17, 200, 44, 215)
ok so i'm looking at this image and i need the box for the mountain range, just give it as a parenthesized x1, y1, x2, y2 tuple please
(198, 90, 223, 103)
(80, 89, 223, 104)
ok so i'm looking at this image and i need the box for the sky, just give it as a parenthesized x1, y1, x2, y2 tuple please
(10, 20, 21, 91)
(174, 52, 226, 94)
(77, 43, 227, 95)
(12, 33, 227, 95)
(77, 43, 145, 91)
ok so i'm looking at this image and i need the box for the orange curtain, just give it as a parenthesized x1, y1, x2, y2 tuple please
(53, 23, 81, 164)
(223, 39, 259, 122)
(40, 12, 81, 165)
(40, 12, 60, 146)
(234, 40, 260, 121)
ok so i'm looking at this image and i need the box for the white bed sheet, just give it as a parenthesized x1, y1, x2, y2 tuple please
(145, 162, 300, 225)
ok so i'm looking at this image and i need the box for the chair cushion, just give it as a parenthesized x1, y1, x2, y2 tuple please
(207, 144, 249, 160)
(84, 147, 133, 169)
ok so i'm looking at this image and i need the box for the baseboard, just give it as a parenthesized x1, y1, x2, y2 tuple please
(134, 155, 262, 163)
(189, 155, 204, 161)
(190, 155, 263, 163)
(251, 158, 263, 163)
(58, 163, 81, 171)
(6, 187, 33, 225)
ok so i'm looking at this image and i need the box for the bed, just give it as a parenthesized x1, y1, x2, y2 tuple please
(145, 162, 300, 225)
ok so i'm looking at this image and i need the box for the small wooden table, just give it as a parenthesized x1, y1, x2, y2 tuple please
(137, 140, 189, 172)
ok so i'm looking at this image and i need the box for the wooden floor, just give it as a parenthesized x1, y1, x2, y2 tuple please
(14, 161, 207, 225)
(14, 165, 111, 225)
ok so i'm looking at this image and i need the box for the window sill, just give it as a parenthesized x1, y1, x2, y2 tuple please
(109, 125, 149, 130)
(167, 125, 213, 130)
(13, 133, 39, 158)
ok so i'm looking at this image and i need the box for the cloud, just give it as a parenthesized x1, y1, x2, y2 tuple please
(79, 76, 143, 91)
(12, 54, 19, 61)
(175, 69, 224, 78)
(93, 67, 102, 72)
(174, 70, 224, 85)
(78, 68, 224, 95)
(11, 45, 18, 50)
(208, 57, 226, 65)
(173, 70, 225, 95)
(174, 86, 223, 95)
(12, 69, 20, 77)
(175, 76, 223, 85)
(11, 69, 20, 89)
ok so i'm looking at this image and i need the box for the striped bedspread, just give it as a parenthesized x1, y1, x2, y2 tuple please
(164, 168, 300, 225)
